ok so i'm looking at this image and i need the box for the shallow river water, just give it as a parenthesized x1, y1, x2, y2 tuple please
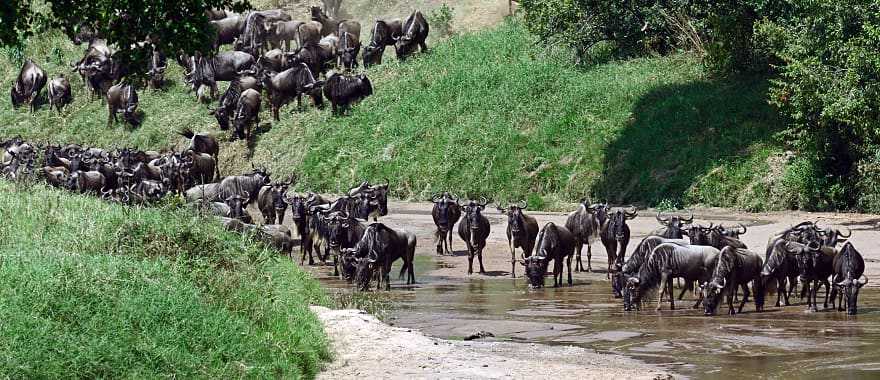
(317, 256, 880, 379)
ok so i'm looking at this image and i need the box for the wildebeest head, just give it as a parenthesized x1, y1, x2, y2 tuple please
(324, 212, 351, 249)
(820, 226, 852, 247)
(285, 193, 309, 221)
(498, 200, 528, 235)
(310, 6, 328, 21)
(356, 190, 379, 220)
(270, 182, 290, 216)
(431, 192, 459, 231)
(623, 276, 642, 311)
(520, 254, 547, 289)
(794, 241, 822, 277)
(339, 32, 358, 69)
(225, 191, 250, 220)
(339, 247, 359, 283)
(683, 223, 712, 245)
(10, 82, 26, 108)
(370, 178, 388, 215)
(462, 198, 489, 231)
(609, 207, 637, 241)
(702, 278, 726, 316)
(354, 256, 376, 291)
(656, 211, 692, 238)
(363, 44, 383, 67)
(717, 223, 748, 239)
(610, 261, 625, 298)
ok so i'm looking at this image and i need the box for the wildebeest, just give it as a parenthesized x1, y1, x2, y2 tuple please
(265, 20, 303, 51)
(106, 83, 139, 127)
(348, 179, 389, 220)
(258, 224, 296, 257)
(829, 242, 867, 315)
(626, 243, 720, 311)
(237, 10, 293, 55)
(394, 11, 429, 61)
(716, 224, 747, 239)
(47, 75, 72, 113)
(259, 48, 292, 72)
(211, 15, 246, 52)
(184, 167, 271, 203)
(285, 192, 328, 265)
(261, 63, 324, 120)
(310, 6, 340, 37)
(565, 200, 604, 273)
(182, 149, 216, 185)
(177, 128, 220, 179)
(233, 88, 261, 140)
(184, 51, 255, 98)
(224, 192, 253, 224)
(67, 170, 106, 194)
(363, 18, 402, 68)
(702, 247, 764, 315)
(792, 241, 835, 312)
(458, 198, 491, 275)
(74, 39, 114, 97)
(431, 192, 461, 256)
(599, 207, 637, 278)
(819, 225, 852, 248)
(323, 72, 372, 115)
(147, 48, 167, 89)
(521, 222, 576, 288)
(209, 77, 260, 131)
(294, 21, 324, 49)
(760, 238, 801, 307)
(351, 223, 417, 291)
(324, 211, 366, 277)
(257, 180, 291, 225)
(615, 237, 688, 303)
(11, 59, 47, 112)
(652, 212, 692, 238)
(336, 20, 361, 70)
(690, 225, 748, 250)
(497, 201, 538, 278)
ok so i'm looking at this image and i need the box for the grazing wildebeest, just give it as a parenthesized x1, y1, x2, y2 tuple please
(520, 222, 576, 288)
(625, 243, 720, 311)
(352, 223, 417, 291)
(336, 20, 361, 70)
(363, 18, 402, 68)
(702, 247, 764, 315)
(829, 242, 867, 315)
(760, 238, 801, 307)
(599, 207, 637, 278)
(497, 201, 538, 278)
(615, 237, 688, 304)
(261, 63, 324, 120)
(431, 192, 461, 256)
(257, 180, 291, 225)
(792, 241, 835, 312)
(652, 212, 692, 238)
(565, 200, 605, 272)
(11, 59, 47, 112)
(323, 72, 372, 115)
(458, 198, 491, 275)
(233, 88, 261, 140)
(106, 83, 139, 127)
(177, 128, 220, 179)
(394, 11, 429, 61)
(47, 75, 72, 113)
(184, 51, 255, 97)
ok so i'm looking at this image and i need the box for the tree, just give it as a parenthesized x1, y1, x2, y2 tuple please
(0, 0, 252, 77)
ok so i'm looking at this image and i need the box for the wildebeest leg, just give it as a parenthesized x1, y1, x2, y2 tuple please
(586, 243, 592, 272)
(509, 239, 516, 278)
(419, 42, 428, 52)
(668, 276, 676, 310)
(553, 257, 563, 287)
(477, 246, 486, 274)
(466, 241, 474, 275)
(605, 240, 617, 280)
(809, 280, 819, 312)
(786, 277, 796, 306)
(738, 282, 750, 314)
(333, 253, 340, 277)
(656, 273, 668, 311)
(829, 283, 839, 311)
(436, 230, 444, 255)
(574, 244, 583, 272)
(447, 230, 453, 255)
(676, 281, 690, 301)
(385, 262, 392, 291)
(566, 253, 573, 286)
(822, 279, 830, 309)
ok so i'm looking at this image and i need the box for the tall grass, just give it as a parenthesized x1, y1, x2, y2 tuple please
(0, 182, 330, 378)
(0, 21, 792, 210)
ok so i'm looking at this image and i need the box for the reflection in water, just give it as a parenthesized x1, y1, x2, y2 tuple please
(316, 260, 880, 379)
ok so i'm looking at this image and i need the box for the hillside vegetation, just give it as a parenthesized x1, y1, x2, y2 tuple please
(0, 20, 794, 210)
(0, 182, 330, 378)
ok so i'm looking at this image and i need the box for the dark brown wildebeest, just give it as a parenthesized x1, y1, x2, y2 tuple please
(520, 222, 576, 288)
(285, 192, 329, 265)
(106, 83, 139, 127)
(258, 224, 296, 257)
(184, 51, 255, 98)
(497, 201, 538, 278)
(565, 200, 605, 273)
(261, 63, 324, 120)
(352, 223, 417, 291)
(238, 10, 292, 55)
(394, 11, 429, 61)
(653, 211, 692, 239)
(431, 192, 461, 256)
(130, 180, 167, 204)
(599, 206, 637, 279)
(363, 19, 402, 68)
(177, 128, 220, 179)
(209, 77, 260, 131)
(336, 20, 361, 70)
(233, 88, 261, 140)
(295, 21, 324, 49)
(818, 224, 852, 248)
(829, 242, 867, 315)
(257, 179, 292, 225)
(224, 191, 253, 224)
(760, 238, 801, 307)
(265, 20, 303, 51)
(310, 6, 340, 37)
(47, 75, 72, 113)
(11, 59, 47, 113)
(792, 241, 836, 312)
(702, 247, 764, 315)
(458, 198, 491, 275)
(323, 72, 372, 115)
(615, 237, 688, 303)
(182, 149, 216, 185)
(74, 39, 114, 97)
(210, 15, 245, 51)
(147, 48, 167, 89)
(67, 170, 106, 194)
(324, 211, 366, 277)
(259, 49, 291, 73)
(625, 243, 720, 311)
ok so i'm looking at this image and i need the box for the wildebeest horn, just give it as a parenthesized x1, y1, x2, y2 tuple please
(683, 213, 694, 224)
(518, 200, 527, 210)
(625, 206, 638, 218)
(656, 211, 669, 225)
(858, 275, 869, 286)
(431, 193, 441, 203)
(478, 197, 489, 207)
(838, 228, 852, 238)
(242, 191, 250, 200)
(738, 223, 747, 235)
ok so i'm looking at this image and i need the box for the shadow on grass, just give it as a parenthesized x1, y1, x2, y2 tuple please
(594, 75, 785, 206)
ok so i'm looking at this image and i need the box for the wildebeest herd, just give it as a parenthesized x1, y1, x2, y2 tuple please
(10, 5, 431, 134)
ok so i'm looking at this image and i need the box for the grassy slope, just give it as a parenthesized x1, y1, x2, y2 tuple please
(0, 21, 790, 210)
(0, 182, 329, 378)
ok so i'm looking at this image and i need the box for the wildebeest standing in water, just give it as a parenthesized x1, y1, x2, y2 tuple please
(702, 247, 764, 315)
(565, 200, 605, 272)
(458, 198, 491, 275)
(497, 201, 538, 278)
(352, 223, 417, 291)
(363, 18, 402, 68)
(829, 242, 868, 315)
(47, 75, 72, 113)
(394, 11, 429, 61)
(521, 222, 575, 288)
(625, 243, 720, 311)
(11, 59, 47, 113)
(760, 238, 800, 307)
(599, 207, 637, 279)
(106, 83, 139, 127)
(323, 72, 372, 115)
(431, 192, 461, 256)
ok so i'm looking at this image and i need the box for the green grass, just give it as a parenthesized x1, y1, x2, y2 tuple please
(0, 20, 794, 210)
(0, 181, 330, 378)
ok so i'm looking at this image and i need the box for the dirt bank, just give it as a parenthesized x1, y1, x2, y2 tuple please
(313, 306, 672, 379)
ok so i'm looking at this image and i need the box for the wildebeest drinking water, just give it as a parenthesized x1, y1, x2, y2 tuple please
(830, 242, 868, 315)
(625, 243, 720, 311)
(521, 222, 576, 288)
(614, 236, 688, 301)
(702, 247, 764, 315)
(352, 223, 416, 291)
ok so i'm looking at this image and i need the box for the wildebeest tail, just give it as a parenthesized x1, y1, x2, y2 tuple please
(177, 127, 195, 139)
